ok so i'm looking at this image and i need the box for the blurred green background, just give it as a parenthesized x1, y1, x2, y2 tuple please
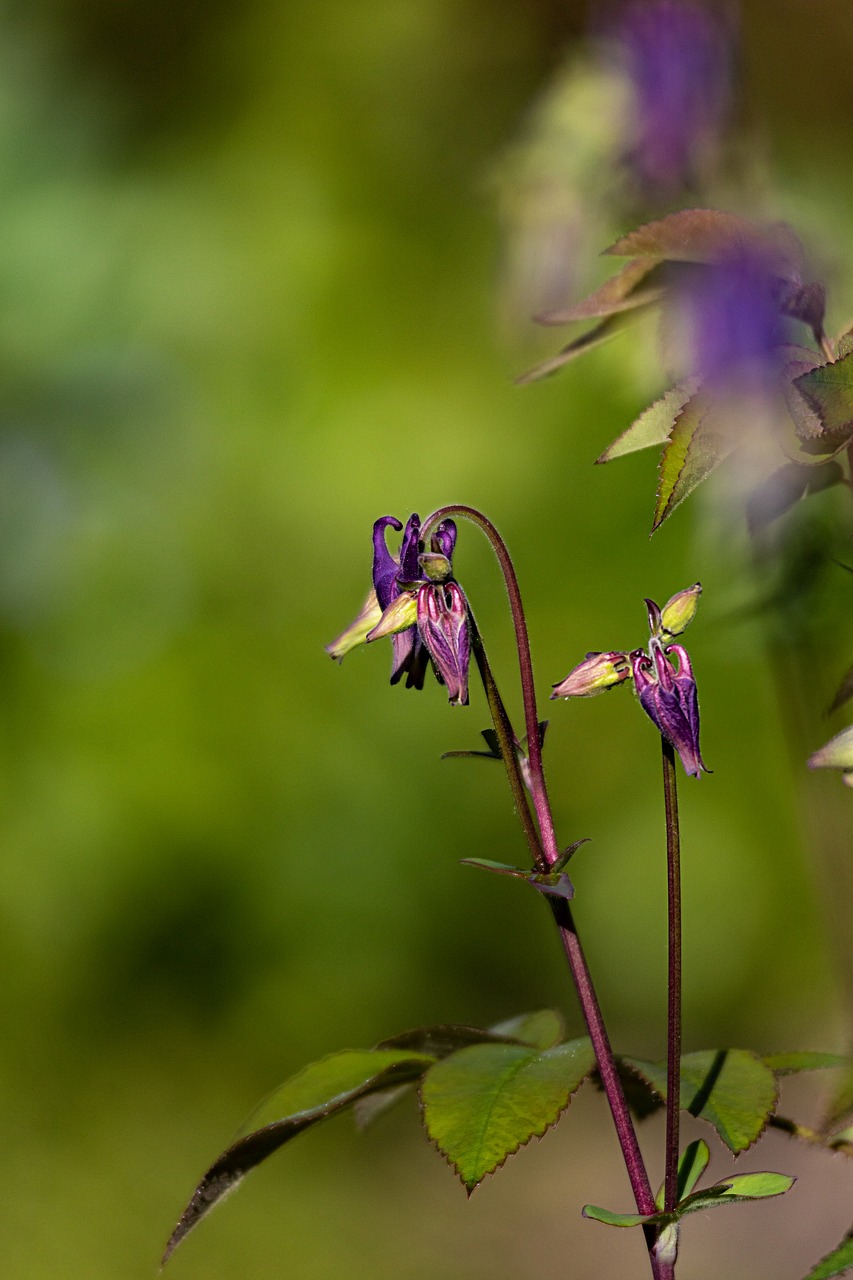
(1, 2, 853, 1277)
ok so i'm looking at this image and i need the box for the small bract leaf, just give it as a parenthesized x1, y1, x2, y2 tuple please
(596, 380, 698, 464)
(764, 1052, 851, 1077)
(460, 858, 575, 901)
(163, 1049, 435, 1264)
(421, 1038, 595, 1191)
(582, 1204, 660, 1228)
(625, 1049, 778, 1153)
(677, 1171, 795, 1216)
(801, 1229, 853, 1280)
(653, 394, 735, 532)
(673, 1139, 711, 1205)
(489, 1009, 565, 1051)
(536, 258, 663, 325)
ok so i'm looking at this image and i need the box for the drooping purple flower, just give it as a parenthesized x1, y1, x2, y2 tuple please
(631, 641, 708, 778)
(613, 0, 732, 197)
(687, 248, 786, 391)
(417, 581, 470, 707)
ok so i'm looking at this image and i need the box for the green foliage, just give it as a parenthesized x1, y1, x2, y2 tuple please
(763, 1052, 850, 1076)
(596, 382, 696, 464)
(653, 393, 733, 531)
(625, 1049, 778, 1152)
(801, 1231, 853, 1280)
(460, 857, 575, 900)
(584, 1166, 794, 1229)
(655, 1139, 710, 1210)
(421, 1037, 596, 1192)
(795, 352, 853, 442)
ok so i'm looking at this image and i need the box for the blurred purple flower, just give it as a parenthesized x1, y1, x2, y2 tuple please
(614, 0, 731, 196)
(687, 248, 786, 390)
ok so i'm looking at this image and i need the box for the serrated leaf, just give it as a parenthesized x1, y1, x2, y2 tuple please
(597, 380, 697, 463)
(653, 393, 735, 531)
(516, 311, 644, 385)
(794, 353, 853, 445)
(605, 211, 803, 277)
(163, 1049, 435, 1264)
(764, 1052, 851, 1076)
(801, 1230, 853, 1280)
(536, 259, 663, 324)
(625, 1049, 778, 1153)
(489, 1009, 565, 1051)
(837, 328, 853, 359)
(677, 1171, 794, 1216)
(421, 1038, 595, 1191)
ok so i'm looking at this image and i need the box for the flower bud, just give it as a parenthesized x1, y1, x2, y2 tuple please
(418, 552, 452, 582)
(417, 581, 470, 706)
(660, 583, 702, 638)
(631, 643, 708, 778)
(550, 651, 631, 699)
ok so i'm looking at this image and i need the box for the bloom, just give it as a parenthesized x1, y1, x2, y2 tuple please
(551, 584, 708, 778)
(327, 513, 471, 706)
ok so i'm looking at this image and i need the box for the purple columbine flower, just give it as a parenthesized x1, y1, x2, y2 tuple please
(686, 247, 786, 392)
(630, 642, 707, 778)
(613, 0, 732, 197)
(328, 513, 471, 707)
(551, 584, 708, 778)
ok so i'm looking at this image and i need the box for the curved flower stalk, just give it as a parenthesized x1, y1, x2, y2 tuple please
(552, 583, 708, 778)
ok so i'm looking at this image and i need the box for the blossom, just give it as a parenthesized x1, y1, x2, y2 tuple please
(551, 584, 708, 778)
(327, 513, 471, 706)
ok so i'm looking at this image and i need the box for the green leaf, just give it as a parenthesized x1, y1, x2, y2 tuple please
(421, 1037, 595, 1191)
(837, 328, 853, 359)
(764, 1052, 851, 1076)
(794, 352, 853, 445)
(655, 1139, 710, 1210)
(625, 1049, 778, 1153)
(605, 210, 803, 276)
(163, 1048, 436, 1264)
(582, 1204, 660, 1228)
(489, 1009, 565, 1051)
(536, 258, 663, 324)
(801, 1230, 853, 1280)
(677, 1171, 795, 1216)
(596, 380, 697, 464)
(653, 393, 735, 531)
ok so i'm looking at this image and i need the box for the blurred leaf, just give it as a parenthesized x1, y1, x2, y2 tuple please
(596, 380, 697, 464)
(536, 259, 663, 324)
(822, 1062, 853, 1132)
(516, 311, 644, 385)
(837, 328, 853, 359)
(781, 281, 827, 341)
(421, 1037, 595, 1191)
(489, 1009, 565, 1051)
(625, 1049, 778, 1153)
(677, 1171, 795, 1216)
(163, 1048, 436, 1264)
(794, 352, 853, 440)
(653, 394, 734, 532)
(746, 463, 844, 533)
(605, 211, 803, 277)
(763, 1052, 851, 1076)
(801, 1230, 853, 1280)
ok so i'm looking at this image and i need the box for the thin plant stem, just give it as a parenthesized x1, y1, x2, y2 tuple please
(661, 737, 683, 1214)
(424, 506, 671, 1277)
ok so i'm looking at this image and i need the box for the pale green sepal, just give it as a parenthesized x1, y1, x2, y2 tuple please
(809, 727, 853, 774)
(326, 590, 382, 662)
(366, 590, 418, 641)
(660, 583, 702, 638)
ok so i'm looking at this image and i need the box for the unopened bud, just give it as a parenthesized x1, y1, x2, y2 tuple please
(418, 552, 452, 582)
(550, 651, 631, 699)
(326, 590, 383, 663)
(367, 590, 418, 641)
(660, 583, 702, 638)
(808, 727, 853, 788)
